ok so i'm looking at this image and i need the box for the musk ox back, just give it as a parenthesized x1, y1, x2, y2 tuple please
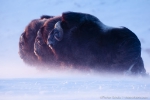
(47, 12, 146, 75)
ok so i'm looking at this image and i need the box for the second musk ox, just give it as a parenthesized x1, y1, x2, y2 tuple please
(34, 16, 61, 66)
(47, 11, 146, 75)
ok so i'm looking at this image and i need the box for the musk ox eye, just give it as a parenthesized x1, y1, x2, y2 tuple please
(38, 40, 40, 44)
(36, 37, 45, 46)
(36, 37, 41, 41)
(21, 42, 24, 46)
(19, 42, 25, 50)
(36, 39, 42, 45)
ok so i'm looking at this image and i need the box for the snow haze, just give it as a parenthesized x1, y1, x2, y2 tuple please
(0, 0, 150, 100)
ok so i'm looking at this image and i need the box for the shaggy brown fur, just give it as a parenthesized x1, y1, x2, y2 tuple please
(46, 12, 146, 75)
(19, 18, 48, 66)
(34, 16, 61, 66)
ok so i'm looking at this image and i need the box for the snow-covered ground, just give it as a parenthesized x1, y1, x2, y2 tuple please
(0, 76, 150, 100)
(0, 0, 150, 100)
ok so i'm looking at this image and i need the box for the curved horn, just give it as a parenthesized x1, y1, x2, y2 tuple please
(37, 29, 41, 36)
(54, 21, 63, 41)
(20, 33, 25, 42)
(37, 29, 43, 40)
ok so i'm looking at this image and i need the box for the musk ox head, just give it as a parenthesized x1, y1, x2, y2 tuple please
(34, 28, 55, 64)
(34, 16, 61, 62)
(34, 29, 46, 58)
(47, 21, 63, 49)
(19, 18, 48, 65)
(46, 12, 102, 67)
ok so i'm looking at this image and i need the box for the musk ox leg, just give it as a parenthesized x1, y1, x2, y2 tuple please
(111, 27, 146, 75)
(131, 57, 147, 76)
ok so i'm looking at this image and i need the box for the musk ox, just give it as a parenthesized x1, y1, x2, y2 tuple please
(19, 15, 53, 66)
(34, 16, 61, 66)
(47, 11, 146, 75)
